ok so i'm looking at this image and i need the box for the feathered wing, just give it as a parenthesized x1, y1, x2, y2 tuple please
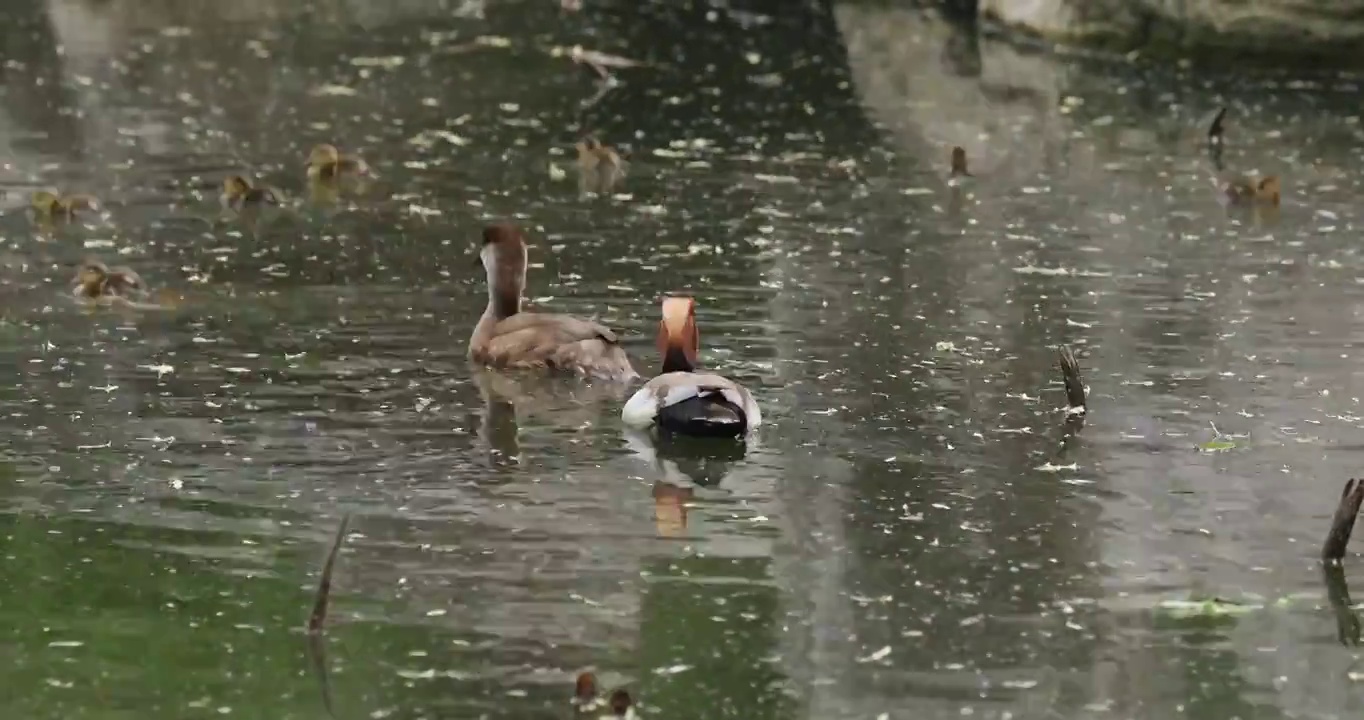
(621, 372, 761, 431)
(480, 313, 635, 379)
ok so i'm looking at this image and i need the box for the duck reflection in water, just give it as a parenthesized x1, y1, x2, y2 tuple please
(472, 368, 631, 467)
(623, 428, 747, 538)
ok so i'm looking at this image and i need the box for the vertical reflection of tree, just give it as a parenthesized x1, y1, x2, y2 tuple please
(637, 556, 795, 720)
(806, 213, 1103, 712)
(0, 0, 83, 166)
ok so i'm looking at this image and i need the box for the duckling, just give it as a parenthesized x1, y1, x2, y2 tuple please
(306, 144, 370, 182)
(1220, 174, 1280, 207)
(32, 190, 99, 220)
(220, 175, 282, 211)
(575, 136, 627, 195)
(71, 260, 147, 303)
(605, 690, 634, 719)
(572, 673, 636, 719)
(948, 145, 973, 186)
(573, 672, 602, 715)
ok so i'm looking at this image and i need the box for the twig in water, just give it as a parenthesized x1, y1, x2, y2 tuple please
(1322, 479, 1364, 563)
(1205, 106, 1227, 173)
(1056, 345, 1087, 414)
(308, 514, 352, 634)
(1206, 106, 1227, 145)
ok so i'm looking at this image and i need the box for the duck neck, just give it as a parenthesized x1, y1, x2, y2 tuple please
(485, 279, 521, 321)
(660, 345, 694, 373)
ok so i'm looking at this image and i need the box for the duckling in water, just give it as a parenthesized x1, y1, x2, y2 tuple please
(573, 673, 636, 719)
(220, 175, 282, 211)
(72, 260, 147, 303)
(576, 136, 627, 195)
(1221, 174, 1280, 207)
(32, 190, 99, 221)
(306, 144, 370, 182)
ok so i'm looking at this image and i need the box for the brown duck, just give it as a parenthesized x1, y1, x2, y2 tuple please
(469, 224, 637, 381)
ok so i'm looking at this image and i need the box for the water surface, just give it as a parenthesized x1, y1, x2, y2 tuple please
(2, 1, 1364, 718)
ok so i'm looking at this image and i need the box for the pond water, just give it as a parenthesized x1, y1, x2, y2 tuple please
(3, 0, 1364, 718)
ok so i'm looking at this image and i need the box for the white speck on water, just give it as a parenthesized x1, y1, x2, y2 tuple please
(857, 646, 892, 663)
(138, 364, 174, 377)
(311, 84, 358, 97)
(654, 664, 691, 676)
(350, 56, 405, 69)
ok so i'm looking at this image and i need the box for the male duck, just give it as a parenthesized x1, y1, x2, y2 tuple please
(621, 295, 760, 437)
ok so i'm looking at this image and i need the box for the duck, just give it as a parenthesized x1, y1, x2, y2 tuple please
(621, 295, 761, 437)
(32, 190, 99, 220)
(948, 145, 973, 186)
(220, 175, 282, 211)
(305, 143, 371, 182)
(575, 136, 627, 195)
(469, 224, 638, 381)
(573, 673, 636, 719)
(72, 259, 147, 303)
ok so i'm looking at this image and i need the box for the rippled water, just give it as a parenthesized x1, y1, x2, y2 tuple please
(4, 0, 1364, 718)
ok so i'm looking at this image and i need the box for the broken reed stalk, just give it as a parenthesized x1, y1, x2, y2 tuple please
(308, 514, 352, 634)
(1206, 106, 1227, 145)
(1322, 479, 1364, 563)
(1056, 345, 1087, 412)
